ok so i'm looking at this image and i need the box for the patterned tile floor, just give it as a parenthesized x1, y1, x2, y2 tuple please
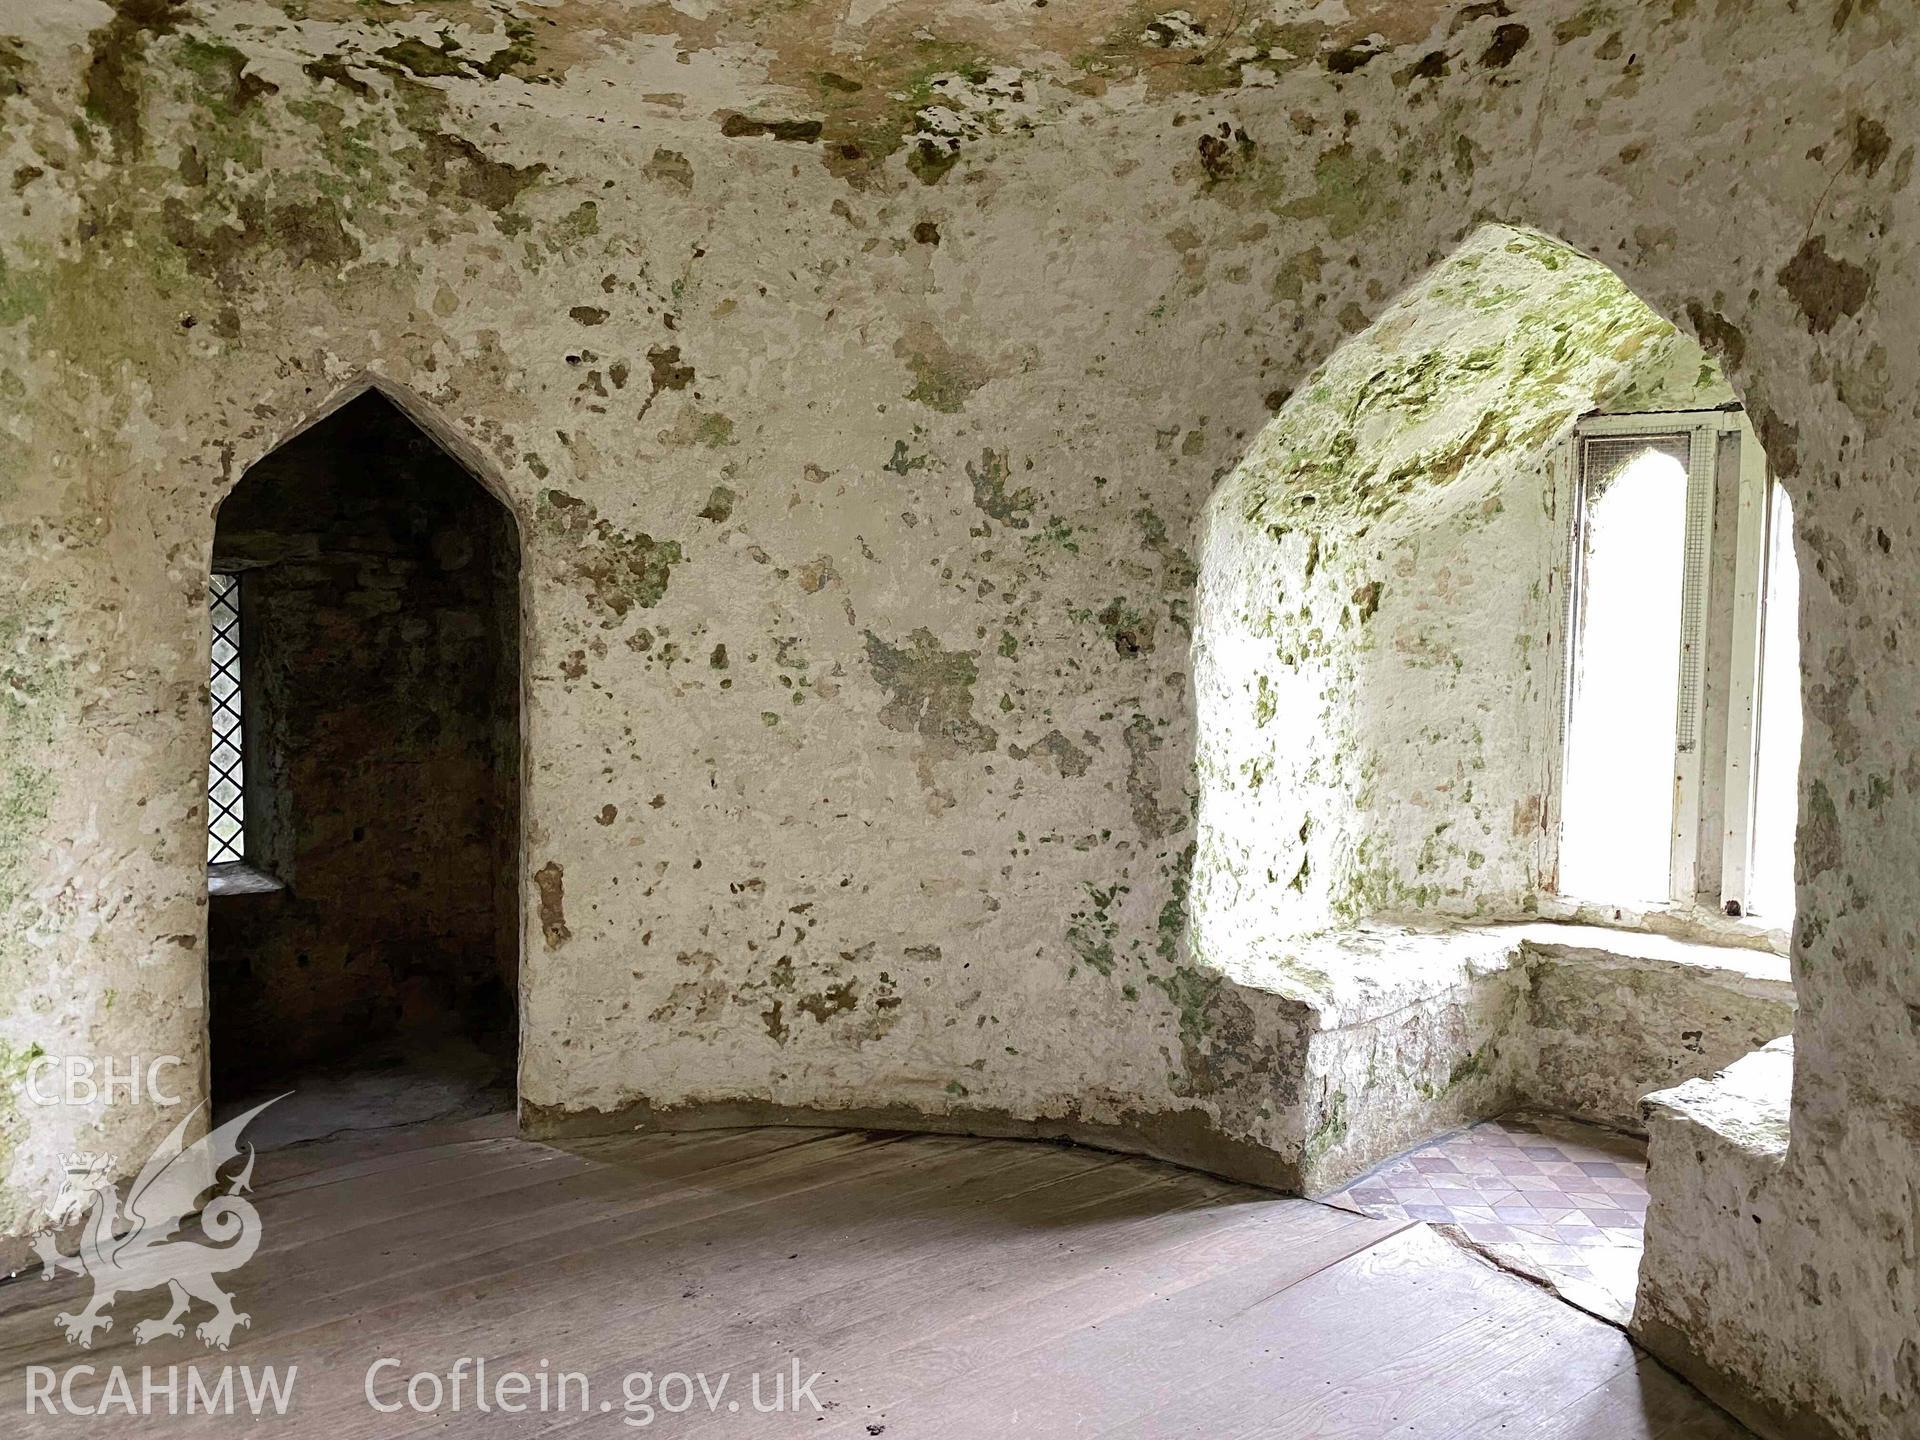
(1325, 1112, 1650, 1323)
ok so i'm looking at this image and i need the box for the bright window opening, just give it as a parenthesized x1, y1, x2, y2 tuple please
(1558, 448, 1688, 904)
(1554, 413, 1799, 925)
(208, 572, 246, 864)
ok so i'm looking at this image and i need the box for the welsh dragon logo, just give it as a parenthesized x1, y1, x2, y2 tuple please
(30, 1097, 283, 1351)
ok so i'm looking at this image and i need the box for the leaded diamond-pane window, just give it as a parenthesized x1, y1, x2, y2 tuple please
(208, 572, 246, 864)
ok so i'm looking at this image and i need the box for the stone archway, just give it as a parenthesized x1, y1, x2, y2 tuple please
(1189, 222, 1757, 950)
(204, 385, 524, 1144)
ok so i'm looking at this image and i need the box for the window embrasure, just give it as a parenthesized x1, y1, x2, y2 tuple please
(1552, 409, 1800, 925)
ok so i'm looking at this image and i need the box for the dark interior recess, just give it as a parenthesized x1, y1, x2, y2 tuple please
(208, 391, 519, 1126)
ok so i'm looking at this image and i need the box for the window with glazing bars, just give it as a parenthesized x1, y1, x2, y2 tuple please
(1554, 410, 1801, 922)
(207, 573, 246, 864)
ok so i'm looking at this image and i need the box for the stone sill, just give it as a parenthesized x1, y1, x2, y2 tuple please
(1533, 893, 1789, 958)
(1213, 925, 1522, 1028)
(207, 861, 285, 897)
(1239, 919, 1793, 1032)
(1503, 921, 1793, 994)
(1641, 1035, 1793, 1159)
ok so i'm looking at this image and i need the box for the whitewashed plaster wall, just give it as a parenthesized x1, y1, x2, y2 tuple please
(0, 3, 1916, 1434)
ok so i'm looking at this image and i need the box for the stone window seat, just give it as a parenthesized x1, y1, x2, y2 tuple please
(1504, 923, 1790, 992)
(1221, 920, 1791, 1027)
(1632, 1037, 1794, 1419)
(1208, 924, 1530, 1028)
(1198, 921, 1795, 1194)
(1640, 1034, 1793, 1159)
(1497, 924, 1793, 1149)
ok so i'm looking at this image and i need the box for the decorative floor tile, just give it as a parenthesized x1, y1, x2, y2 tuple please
(1325, 1111, 1650, 1324)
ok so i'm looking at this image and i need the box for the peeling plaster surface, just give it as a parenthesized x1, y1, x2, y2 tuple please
(0, 2, 1917, 1432)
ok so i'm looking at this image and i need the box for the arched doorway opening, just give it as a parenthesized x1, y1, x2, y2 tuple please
(206, 390, 520, 1145)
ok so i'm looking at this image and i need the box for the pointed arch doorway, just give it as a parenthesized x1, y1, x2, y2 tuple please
(205, 389, 521, 1145)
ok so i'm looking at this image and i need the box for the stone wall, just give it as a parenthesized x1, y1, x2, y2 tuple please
(0, 2, 1916, 1432)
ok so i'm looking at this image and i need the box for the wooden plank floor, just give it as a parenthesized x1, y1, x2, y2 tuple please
(0, 1121, 1749, 1438)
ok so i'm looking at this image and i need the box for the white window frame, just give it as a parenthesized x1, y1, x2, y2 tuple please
(1546, 407, 1786, 923)
(1717, 432, 1777, 913)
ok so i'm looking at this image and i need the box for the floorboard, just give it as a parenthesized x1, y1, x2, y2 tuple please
(0, 1122, 1750, 1438)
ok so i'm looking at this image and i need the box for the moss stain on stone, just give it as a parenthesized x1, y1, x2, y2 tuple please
(539, 490, 685, 619)
(533, 861, 569, 949)
(82, 0, 191, 156)
(967, 449, 1034, 527)
(897, 322, 994, 412)
(798, 981, 859, 1022)
(862, 628, 999, 756)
